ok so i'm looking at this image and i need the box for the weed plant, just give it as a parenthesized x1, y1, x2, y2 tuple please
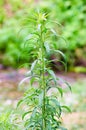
(17, 11, 71, 130)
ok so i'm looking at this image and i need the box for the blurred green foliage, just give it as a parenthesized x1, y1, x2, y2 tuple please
(0, 0, 86, 70)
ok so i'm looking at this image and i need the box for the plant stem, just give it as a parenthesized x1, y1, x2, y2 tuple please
(40, 24, 46, 130)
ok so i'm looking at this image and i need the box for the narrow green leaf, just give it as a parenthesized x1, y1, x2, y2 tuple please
(49, 59, 67, 72)
(17, 99, 23, 107)
(54, 50, 66, 61)
(26, 70, 31, 76)
(22, 111, 32, 119)
(38, 91, 43, 106)
(50, 28, 57, 36)
(49, 20, 63, 29)
(57, 87, 63, 97)
(25, 122, 34, 130)
(30, 77, 35, 86)
(31, 107, 37, 119)
(24, 34, 33, 41)
(46, 85, 63, 97)
(50, 98, 61, 117)
(44, 42, 50, 54)
(50, 98, 60, 107)
(65, 82, 72, 92)
(31, 60, 37, 72)
(19, 76, 31, 86)
(37, 24, 41, 31)
(48, 69, 57, 84)
(61, 105, 71, 112)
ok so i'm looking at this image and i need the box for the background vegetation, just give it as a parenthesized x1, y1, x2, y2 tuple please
(0, 0, 86, 72)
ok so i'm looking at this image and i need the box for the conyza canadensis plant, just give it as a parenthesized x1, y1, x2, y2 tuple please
(17, 11, 71, 130)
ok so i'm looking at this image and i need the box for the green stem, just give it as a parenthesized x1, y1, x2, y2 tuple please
(40, 24, 46, 130)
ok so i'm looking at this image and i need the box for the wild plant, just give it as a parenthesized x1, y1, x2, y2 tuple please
(17, 11, 71, 130)
(0, 112, 20, 130)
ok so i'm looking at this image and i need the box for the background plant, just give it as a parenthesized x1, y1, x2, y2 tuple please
(0, 111, 20, 130)
(17, 11, 71, 130)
